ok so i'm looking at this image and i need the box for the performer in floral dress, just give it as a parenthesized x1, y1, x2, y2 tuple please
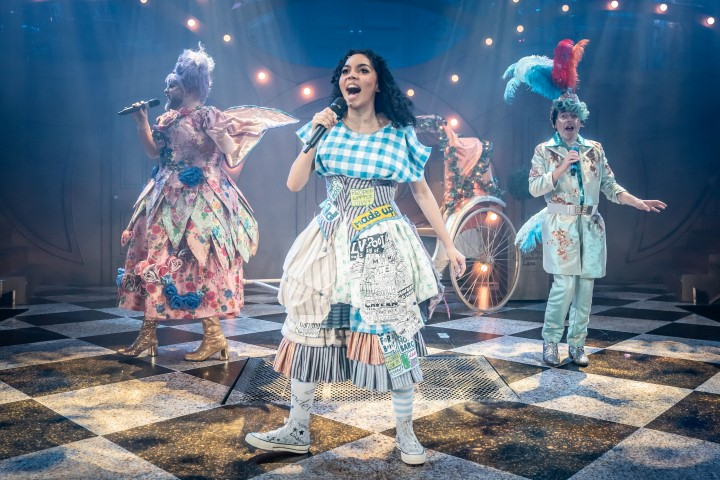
(245, 49, 466, 465)
(117, 45, 295, 361)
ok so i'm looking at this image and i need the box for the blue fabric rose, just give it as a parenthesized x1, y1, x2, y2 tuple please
(169, 295, 185, 310)
(181, 292, 203, 310)
(116, 268, 125, 288)
(179, 166, 204, 187)
(163, 284, 178, 298)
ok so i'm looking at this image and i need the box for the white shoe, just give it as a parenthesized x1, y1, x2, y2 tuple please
(245, 418, 310, 454)
(395, 416, 427, 465)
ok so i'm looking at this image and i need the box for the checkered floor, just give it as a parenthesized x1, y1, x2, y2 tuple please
(0, 283, 719, 479)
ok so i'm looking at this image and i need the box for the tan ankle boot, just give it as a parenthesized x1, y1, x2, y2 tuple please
(184, 316, 229, 361)
(118, 319, 158, 357)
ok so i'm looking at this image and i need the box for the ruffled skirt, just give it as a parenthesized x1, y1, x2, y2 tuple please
(275, 216, 440, 392)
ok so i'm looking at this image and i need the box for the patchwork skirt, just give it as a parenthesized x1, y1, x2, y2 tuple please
(274, 216, 440, 392)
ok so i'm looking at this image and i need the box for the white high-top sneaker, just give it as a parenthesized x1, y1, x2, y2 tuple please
(395, 416, 426, 465)
(245, 417, 310, 454)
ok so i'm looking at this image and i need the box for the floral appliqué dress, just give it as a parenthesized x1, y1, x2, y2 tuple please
(117, 106, 260, 320)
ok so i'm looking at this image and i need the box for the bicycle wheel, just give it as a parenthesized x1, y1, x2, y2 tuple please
(450, 207, 520, 312)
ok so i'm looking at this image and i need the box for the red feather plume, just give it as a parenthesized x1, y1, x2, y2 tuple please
(551, 39, 589, 91)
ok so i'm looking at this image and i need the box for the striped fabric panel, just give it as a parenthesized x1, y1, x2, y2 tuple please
(275, 332, 428, 392)
(349, 361, 423, 392)
(319, 303, 352, 329)
(289, 344, 350, 383)
(278, 222, 335, 332)
(317, 176, 399, 240)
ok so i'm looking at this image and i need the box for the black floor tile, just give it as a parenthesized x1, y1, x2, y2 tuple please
(80, 327, 203, 350)
(0, 354, 173, 397)
(511, 327, 637, 348)
(485, 357, 549, 384)
(73, 299, 121, 309)
(228, 330, 284, 350)
(393, 401, 637, 480)
(645, 322, 720, 342)
(484, 309, 547, 323)
(504, 300, 545, 308)
(23, 298, 59, 305)
(184, 359, 248, 387)
(424, 308, 474, 325)
(422, 326, 500, 349)
(32, 288, 97, 296)
(248, 313, 285, 324)
(677, 304, 720, 322)
(0, 309, 29, 321)
(559, 350, 720, 389)
(598, 307, 690, 322)
(646, 391, 720, 444)
(591, 297, 637, 307)
(0, 399, 95, 460)
(106, 403, 371, 480)
(604, 286, 667, 294)
(653, 294, 681, 303)
(0, 326, 69, 347)
(18, 309, 122, 327)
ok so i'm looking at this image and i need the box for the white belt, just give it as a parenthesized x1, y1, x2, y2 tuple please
(546, 203, 597, 216)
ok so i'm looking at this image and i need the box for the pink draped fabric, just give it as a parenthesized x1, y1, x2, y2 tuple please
(441, 125, 495, 208)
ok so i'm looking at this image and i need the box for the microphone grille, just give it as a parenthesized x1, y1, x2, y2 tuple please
(329, 97, 347, 116)
(147, 99, 161, 108)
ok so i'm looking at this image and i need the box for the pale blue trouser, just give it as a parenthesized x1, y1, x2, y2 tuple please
(542, 274, 595, 347)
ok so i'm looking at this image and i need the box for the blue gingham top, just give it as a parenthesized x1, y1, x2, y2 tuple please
(297, 120, 431, 182)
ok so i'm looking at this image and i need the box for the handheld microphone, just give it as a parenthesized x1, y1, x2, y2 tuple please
(302, 97, 347, 153)
(118, 99, 160, 116)
(569, 145, 579, 176)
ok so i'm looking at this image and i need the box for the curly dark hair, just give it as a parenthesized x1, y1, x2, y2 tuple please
(329, 49, 416, 127)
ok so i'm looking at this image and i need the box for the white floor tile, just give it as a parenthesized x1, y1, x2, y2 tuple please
(571, 428, 720, 480)
(0, 339, 114, 371)
(606, 334, 720, 364)
(41, 318, 144, 338)
(430, 316, 539, 336)
(0, 436, 177, 480)
(37, 372, 227, 435)
(510, 369, 691, 427)
(0, 381, 30, 405)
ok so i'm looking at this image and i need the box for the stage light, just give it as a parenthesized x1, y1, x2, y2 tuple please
(609, 1, 619, 9)
(706, 16, 715, 26)
(302, 87, 313, 97)
(406, 89, 415, 97)
(449, 117, 459, 128)
(562, 5, 569, 12)
(512, 0, 519, 3)
(451, 74, 460, 83)
(488, 212, 498, 222)
(223, 34, 231, 42)
(256, 71, 268, 82)
(140, 0, 148, 4)
(485, 37, 494, 46)
(657, 3, 667, 13)
(516, 25, 524, 33)
(186, 18, 197, 29)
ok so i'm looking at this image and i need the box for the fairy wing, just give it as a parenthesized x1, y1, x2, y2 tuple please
(223, 106, 298, 168)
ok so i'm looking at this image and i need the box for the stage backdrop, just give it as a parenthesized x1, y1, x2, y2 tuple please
(0, 0, 718, 294)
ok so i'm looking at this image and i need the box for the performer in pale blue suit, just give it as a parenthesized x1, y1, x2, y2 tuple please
(528, 93, 666, 366)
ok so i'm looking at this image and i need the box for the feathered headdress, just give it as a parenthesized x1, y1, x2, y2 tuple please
(502, 39, 589, 104)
